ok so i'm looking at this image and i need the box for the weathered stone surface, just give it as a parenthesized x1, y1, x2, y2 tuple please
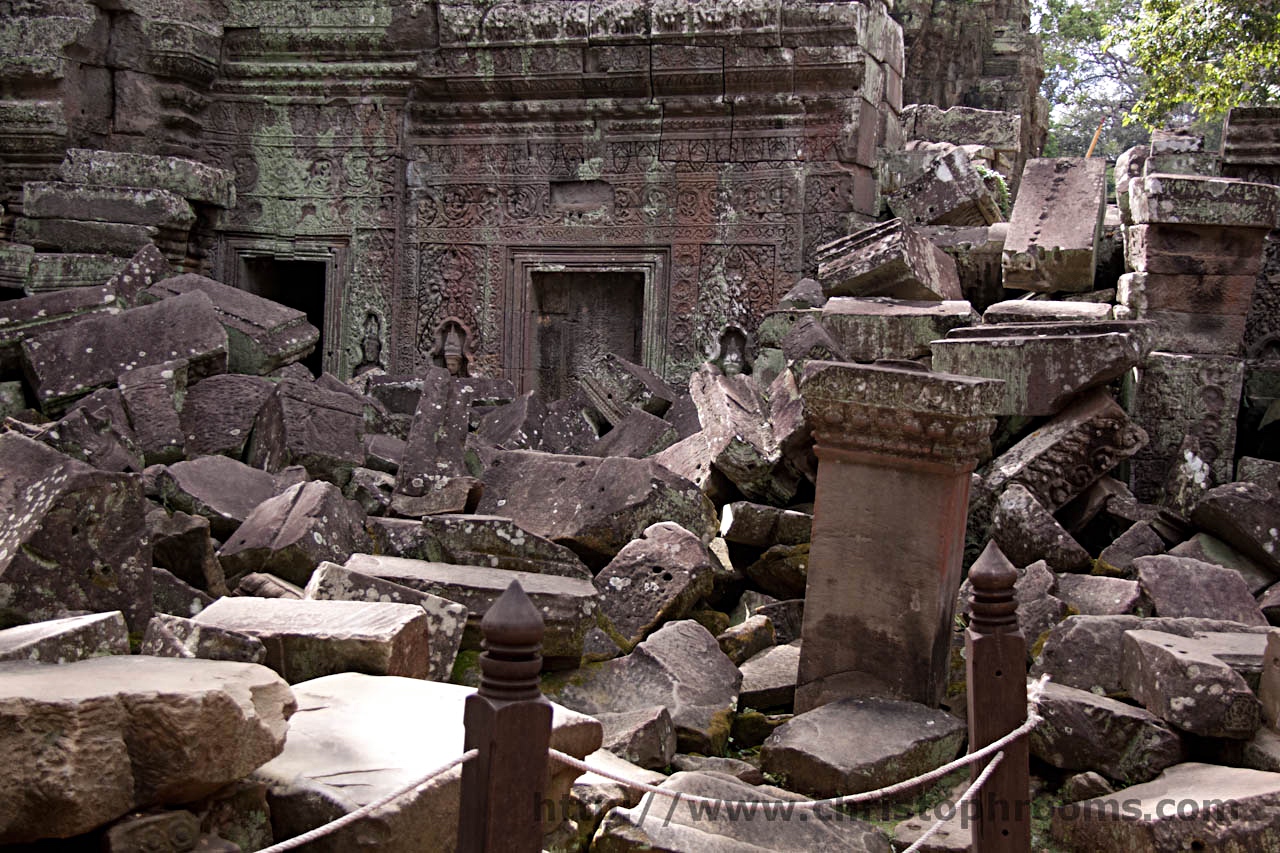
(344, 554, 596, 667)
(303, 561, 467, 682)
(103, 244, 172, 307)
(548, 620, 741, 755)
(819, 296, 978, 362)
(1052, 763, 1280, 851)
(1239, 457, 1280, 494)
(1131, 173, 1280, 228)
(780, 314, 846, 362)
(59, 149, 235, 208)
(1122, 629, 1261, 738)
(21, 290, 227, 414)
(25, 253, 129, 293)
(587, 407, 677, 458)
(1053, 574, 1142, 616)
(931, 327, 1143, 416)
(13, 216, 158, 257)
(1191, 631, 1270, 691)
(0, 433, 152, 631)
(579, 353, 677, 428)
(410, 514, 591, 580)
(0, 656, 292, 844)
(982, 299, 1114, 324)
(595, 522, 716, 648)
(156, 455, 279, 538)
(887, 145, 1003, 227)
(253, 674, 599, 852)
(0, 284, 121, 374)
(390, 367, 476, 516)
(150, 565, 214, 618)
(39, 403, 145, 474)
(1002, 158, 1106, 292)
(739, 640, 801, 710)
(218, 481, 371, 587)
(990, 483, 1092, 572)
(1126, 223, 1269, 277)
(347, 466, 395, 515)
(478, 450, 716, 568)
(101, 810, 206, 852)
(593, 770, 891, 853)
(24, 180, 195, 230)
(178, 373, 273, 459)
(141, 275, 317, 375)
(236, 573, 304, 600)
(670, 754, 765, 784)
(717, 614, 776, 665)
(247, 379, 364, 486)
(744, 543, 810, 600)
(1191, 482, 1280, 575)
(117, 359, 187, 465)
(0, 611, 129, 664)
(720, 501, 812, 548)
(1135, 554, 1268, 625)
(140, 613, 267, 664)
(1117, 270, 1257, 354)
(193, 596, 431, 683)
(816, 219, 962, 301)
(761, 697, 965, 798)
(474, 390, 549, 450)
(1030, 682, 1184, 784)
(1097, 520, 1167, 576)
(596, 705, 676, 771)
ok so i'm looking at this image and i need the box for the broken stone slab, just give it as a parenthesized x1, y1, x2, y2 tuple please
(20, 289, 227, 414)
(477, 450, 717, 569)
(118, 359, 187, 465)
(1002, 158, 1107, 293)
(720, 501, 812, 548)
(547, 620, 741, 755)
(0, 656, 292, 844)
(586, 407, 677, 458)
(303, 561, 467, 683)
(1030, 681, 1184, 784)
(779, 314, 847, 362)
(739, 640, 801, 711)
(0, 242, 33, 294)
(595, 522, 716, 648)
(669, 754, 765, 784)
(152, 563, 214, 618)
(59, 148, 236, 209)
(344, 554, 597, 668)
(247, 378, 364, 486)
(25, 253, 129, 293)
(744, 543, 810, 600)
(1053, 574, 1142, 616)
(103, 244, 173, 308)
(40, 402, 144, 473)
(236, 573, 304, 600)
(363, 433, 404, 475)
(990, 483, 1092, 573)
(982, 299, 1114, 324)
(23, 180, 196, 230)
(760, 697, 966, 798)
(1052, 763, 1280, 851)
(0, 611, 129, 664)
(156, 455, 281, 539)
(1190, 631, 1270, 692)
(540, 393, 601, 455)
(13, 216, 158, 257)
(1191, 482, 1280, 576)
(717, 614, 776, 666)
(1097, 520, 1167, 576)
(819, 297, 978, 362)
(217, 480, 371, 588)
(252, 673, 600, 852)
(1131, 173, 1280, 228)
(816, 219, 962, 301)
(593, 770, 892, 852)
(886, 145, 1003, 227)
(0, 433, 153, 631)
(391, 367, 475, 516)
(1122, 629, 1261, 738)
(192, 596, 431, 683)
(596, 705, 676, 770)
(141, 275, 318, 375)
(140, 613, 267, 664)
(368, 515, 591, 581)
(0, 284, 121, 374)
(473, 390, 549, 450)
(931, 327, 1144, 416)
(1135, 554, 1268, 626)
(579, 353, 677, 427)
(178, 373, 273, 459)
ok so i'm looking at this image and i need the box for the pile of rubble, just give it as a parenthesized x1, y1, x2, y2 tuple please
(2, 118, 1280, 852)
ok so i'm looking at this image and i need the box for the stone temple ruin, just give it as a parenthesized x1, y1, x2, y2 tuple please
(2, 0, 1280, 851)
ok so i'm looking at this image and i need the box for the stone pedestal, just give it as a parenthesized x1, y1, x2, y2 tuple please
(794, 361, 1002, 711)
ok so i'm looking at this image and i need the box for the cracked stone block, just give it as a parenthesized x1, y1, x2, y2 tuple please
(218, 481, 371, 588)
(886, 145, 1002, 227)
(13, 216, 158, 257)
(178, 373, 273, 459)
(59, 148, 236, 208)
(1002, 158, 1107, 293)
(192, 596, 431, 683)
(156, 455, 280, 539)
(595, 705, 676, 770)
(140, 613, 266, 664)
(739, 640, 801, 710)
(344, 553, 597, 668)
(303, 561, 467, 683)
(579, 353, 677, 428)
(20, 289, 227, 414)
(1122, 629, 1261, 738)
(23, 181, 196, 230)
(816, 219, 962, 301)
(1135, 554, 1268, 626)
(991, 483, 1092, 572)
(391, 367, 476, 516)
(247, 379, 364, 486)
(368, 515, 591, 580)
(721, 501, 812, 548)
(820, 296, 977, 362)
(0, 611, 129, 664)
(585, 407, 677, 458)
(1191, 482, 1280, 575)
(1053, 574, 1142, 616)
(117, 359, 187, 465)
(0, 284, 121, 374)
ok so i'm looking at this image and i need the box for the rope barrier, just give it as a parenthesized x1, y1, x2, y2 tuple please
(252, 749, 479, 853)
(900, 750, 1004, 853)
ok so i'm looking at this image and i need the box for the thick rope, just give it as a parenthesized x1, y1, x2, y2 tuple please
(900, 750, 1004, 853)
(252, 749, 479, 853)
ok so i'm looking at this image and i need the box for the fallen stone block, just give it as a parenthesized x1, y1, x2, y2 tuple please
(147, 507, 225, 594)
(23, 180, 196, 230)
(25, 253, 128, 293)
(59, 148, 236, 208)
(547, 620, 741, 755)
(218, 480, 371, 588)
(391, 367, 476, 516)
(1171, 532, 1279, 594)
(140, 613, 267, 664)
(1098, 520, 1167, 576)
(344, 553, 597, 668)
(247, 378, 364, 486)
(0, 284, 121, 374)
(13, 216, 158, 257)
(816, 219, 962, 301)
(0, 433, 152, 631)
(474, 389, 549, 450)
(1122, 629, 1261, 738)
(152, 564, 214, 618)
(0, 655, 292, 844)
(760, 697, 965, 798)
(156, 454, 280, 538)
(717, 614, 776, 665)
(0, 611, 129, 664)
(236, 573, 304, 600)
(103, 243, 173, 307)
(177, 373, 273, 459)
(886, 145, 1003, 227)
(990, 483, 1092, 572)
(579, 353, 677, 428)
(1192, 482, 1280, 576)
(40, 402, 144, 473)
(1002, 157, 1107, 293)
(744, 543, 810, 600)
(20, 289, 227, 414)
(1053, 574, 1142, 616)
(369, 515, 591, 580)
(596, 705, 676, 770)
(362, 434, 404, 474)
(739, 640, 801, 710)
(192, 597, 431, 683)
(117, 359, 187, 465)
(1030, 682, 1184, 784)
(303, 561, 467, 683)
(982, 299, 1114, 324)
(1126, 222, 1269, 277)
(252, 673, 599, 851)
(720, 501, 812, 548)
(1131, 173, 1280, 228)
(586, 407, 677, 458)
(1117, 270, 1257, 354)
(1135, 554, 1268, 625)
(819, 296, 977, 362)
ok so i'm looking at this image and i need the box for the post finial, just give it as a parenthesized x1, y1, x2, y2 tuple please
(968, 540, 1019, 635)
(478, 580, 545, 701)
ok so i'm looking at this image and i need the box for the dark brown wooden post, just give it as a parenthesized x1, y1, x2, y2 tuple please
(458, 580, 552, 853)
(966, 541, 1030, 853)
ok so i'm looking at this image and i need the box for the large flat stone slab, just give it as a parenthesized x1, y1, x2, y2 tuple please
(0, 611, 129, 664)
(816, 218, 962, 301)
(1002, 157, 1107, 292)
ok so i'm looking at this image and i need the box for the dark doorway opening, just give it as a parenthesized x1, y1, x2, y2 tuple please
(240, 257, 327, 376)
(530, 270, 644, 401)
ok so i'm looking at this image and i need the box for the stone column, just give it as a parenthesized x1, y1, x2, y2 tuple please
(795, 361, 1003, 712)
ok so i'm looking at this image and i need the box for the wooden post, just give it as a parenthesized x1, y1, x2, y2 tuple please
(458, 580, 553, 853)
(966, 541, 1030, 853)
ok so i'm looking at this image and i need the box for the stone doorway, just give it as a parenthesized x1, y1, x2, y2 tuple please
(240, 257, 327, 375)
(531, 270, 644, 400)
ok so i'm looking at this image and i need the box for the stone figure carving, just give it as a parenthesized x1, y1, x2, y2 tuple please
(431, 317, 474, 377)
(353, 311, 386, 377)
(711, 324, 752, 376)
